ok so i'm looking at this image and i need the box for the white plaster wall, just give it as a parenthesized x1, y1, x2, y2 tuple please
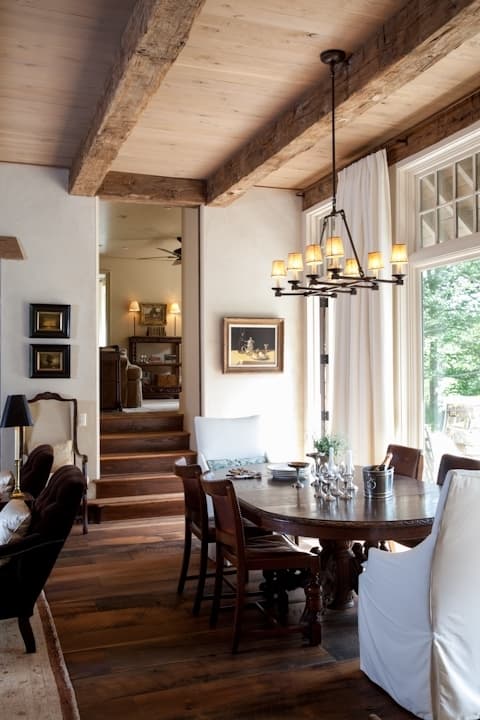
(200, 188, 305, 461)
(0, 164, 98, 476)
(99, 256, 181, 347)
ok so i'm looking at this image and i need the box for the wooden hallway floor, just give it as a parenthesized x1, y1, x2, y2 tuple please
(45, 518, 415, 720)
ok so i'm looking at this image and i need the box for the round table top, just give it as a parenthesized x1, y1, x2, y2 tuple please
(219, 465, 440, 542)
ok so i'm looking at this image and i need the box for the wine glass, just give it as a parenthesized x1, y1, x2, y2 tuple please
(288, 461, 309, 488)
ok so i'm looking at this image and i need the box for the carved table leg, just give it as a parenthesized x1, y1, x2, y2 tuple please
(300, 571, 322, 645)
(319, 540, 356, 610)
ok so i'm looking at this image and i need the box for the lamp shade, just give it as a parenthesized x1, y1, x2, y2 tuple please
(0, 394, 34, 428)
(129, 300, 140, 313)
(169, 302, 181, 315)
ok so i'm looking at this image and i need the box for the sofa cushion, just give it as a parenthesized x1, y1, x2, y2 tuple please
(0, 499, 31, 566)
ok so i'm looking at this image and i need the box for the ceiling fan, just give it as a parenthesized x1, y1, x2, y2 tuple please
(139, 236, 182, 264)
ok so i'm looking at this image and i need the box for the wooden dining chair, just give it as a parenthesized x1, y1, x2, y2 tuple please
(175, 458, 271, 616)
(175, 459, 215, 616)
(201, 477, 320, 653)
(386, 443, 424, 481)
(436, 453, 480, 485)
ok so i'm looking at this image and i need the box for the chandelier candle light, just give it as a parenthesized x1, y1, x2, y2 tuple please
(271, 49, 408, 298)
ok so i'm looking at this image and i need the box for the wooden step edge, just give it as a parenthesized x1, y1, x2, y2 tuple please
(95, 472, 178, 483)
(100, 450, 196, 460)
(100, 430, 190, 439)
(89, 492, 184, 506)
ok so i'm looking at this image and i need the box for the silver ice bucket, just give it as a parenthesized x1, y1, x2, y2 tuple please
(362, 466, 394, 499)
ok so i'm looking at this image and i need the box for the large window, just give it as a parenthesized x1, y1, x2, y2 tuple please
(396, 130, 480, 480)
(421, 258, 480, 480)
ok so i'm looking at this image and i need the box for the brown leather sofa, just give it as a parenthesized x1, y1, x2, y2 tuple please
(100, 346, 142, 410)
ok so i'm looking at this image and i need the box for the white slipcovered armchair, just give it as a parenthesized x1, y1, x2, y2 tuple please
(193, 415, 268, 473)
(358, 469, 480, 720)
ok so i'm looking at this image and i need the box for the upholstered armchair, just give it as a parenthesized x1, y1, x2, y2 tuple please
(99, 345, 142, 410)
(0, 465, 86, 652)
(25, 392, 88, 533)
(359, 469, 480, 719)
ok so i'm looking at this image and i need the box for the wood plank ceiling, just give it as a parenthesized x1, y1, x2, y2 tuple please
(1, 0, 480, 210)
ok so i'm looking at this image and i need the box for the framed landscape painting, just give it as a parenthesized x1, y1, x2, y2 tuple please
(29, 344, 71, 378)
(223, 317, 284, 373)
(140, 303, 167, 326)
(29, 303, 70, 338)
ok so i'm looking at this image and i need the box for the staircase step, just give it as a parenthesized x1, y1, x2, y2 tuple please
(100, 430, 190, 454)
(94, 472, 182, 498)
(100, 449, 196, 475)
(100, 411, 184, 434)
(88, 493, 185, 522)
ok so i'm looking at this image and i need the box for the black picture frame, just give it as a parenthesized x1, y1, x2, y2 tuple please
(29, 304, 71, 339)
(29, 344, 71, 378)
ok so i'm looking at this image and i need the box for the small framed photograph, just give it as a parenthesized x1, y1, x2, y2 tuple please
(140, 303, 167, 326)
(29, 304, 70, 338)
(29, 344, 71, 378)
(223, 317, 284, 373)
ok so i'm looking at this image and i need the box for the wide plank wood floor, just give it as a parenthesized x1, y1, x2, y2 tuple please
(46, 518, 415, 719)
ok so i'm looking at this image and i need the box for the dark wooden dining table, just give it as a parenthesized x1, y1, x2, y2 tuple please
(214, 465, 440, 644)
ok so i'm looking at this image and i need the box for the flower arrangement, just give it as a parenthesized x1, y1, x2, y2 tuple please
(313, 434, 346, 457)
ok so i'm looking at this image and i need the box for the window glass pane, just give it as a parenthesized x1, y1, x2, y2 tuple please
(456, 157, 473, 198)
(420, 173, 435, 211)
(422, 259, 480, 480)
(420, 211, 436, 247)
(437, 166, 453, 205)
(438, 205, 454, 243)
(457, 198, 474, 238)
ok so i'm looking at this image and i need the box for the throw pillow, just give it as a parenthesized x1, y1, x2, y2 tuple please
(51, 440, 73, 472)
(207, 455, 267, 471)
(0, 498, 31, 566)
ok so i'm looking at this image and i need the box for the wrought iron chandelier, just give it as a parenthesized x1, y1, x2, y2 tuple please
(271, 49, 408, 298)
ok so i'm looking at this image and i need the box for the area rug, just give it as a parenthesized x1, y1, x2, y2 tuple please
(0, 592, 80, 720)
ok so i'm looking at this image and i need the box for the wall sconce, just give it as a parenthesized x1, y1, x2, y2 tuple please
(169, 302, 181, 336)
(129, 300, 140, 336)
(0, 394, 34, 498)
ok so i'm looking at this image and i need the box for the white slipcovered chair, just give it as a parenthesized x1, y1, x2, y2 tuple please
(358, 469, 480, 720)
(193, 415, 268, 473)
(25, 392, 89, 533)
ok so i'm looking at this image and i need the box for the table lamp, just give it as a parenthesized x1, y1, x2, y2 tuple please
(0, 394, 34, 498)
(129, 300, 140, 336)
(169, 302, 181, 336)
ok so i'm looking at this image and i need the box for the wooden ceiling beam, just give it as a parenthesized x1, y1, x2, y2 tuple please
(206, 0, 480, 207)
(303, 86, 480, 209)
(69, 0, 206, 197)
(97, 172, 205, 206)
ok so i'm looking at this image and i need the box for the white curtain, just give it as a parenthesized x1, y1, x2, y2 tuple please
(331, 149, 394, 466)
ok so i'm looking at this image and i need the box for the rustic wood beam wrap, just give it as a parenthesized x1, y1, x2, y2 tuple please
(206, 0, 480, 207)
(69, 0, 206, 196)
(303, 87, 480, 209)
(0, 236, 24, 260)
(98, 172, 205, 206)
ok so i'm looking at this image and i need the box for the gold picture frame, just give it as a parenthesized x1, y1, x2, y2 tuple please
(140, 303, 167, 326)
(223, 317, 284, 373)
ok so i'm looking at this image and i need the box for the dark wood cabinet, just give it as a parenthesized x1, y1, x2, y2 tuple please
(129, 336, 181, 399)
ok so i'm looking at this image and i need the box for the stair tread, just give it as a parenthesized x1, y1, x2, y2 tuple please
(95, 472, 177, 482)
(101, 430, 189, 438)
(101, 449, 195, 458)
(90, 492, 183, 506)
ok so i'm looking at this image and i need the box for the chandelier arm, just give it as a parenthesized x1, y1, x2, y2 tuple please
(338, 209, 366, 278)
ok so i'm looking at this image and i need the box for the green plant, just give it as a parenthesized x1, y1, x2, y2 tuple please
(313, 434, 346, 456)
